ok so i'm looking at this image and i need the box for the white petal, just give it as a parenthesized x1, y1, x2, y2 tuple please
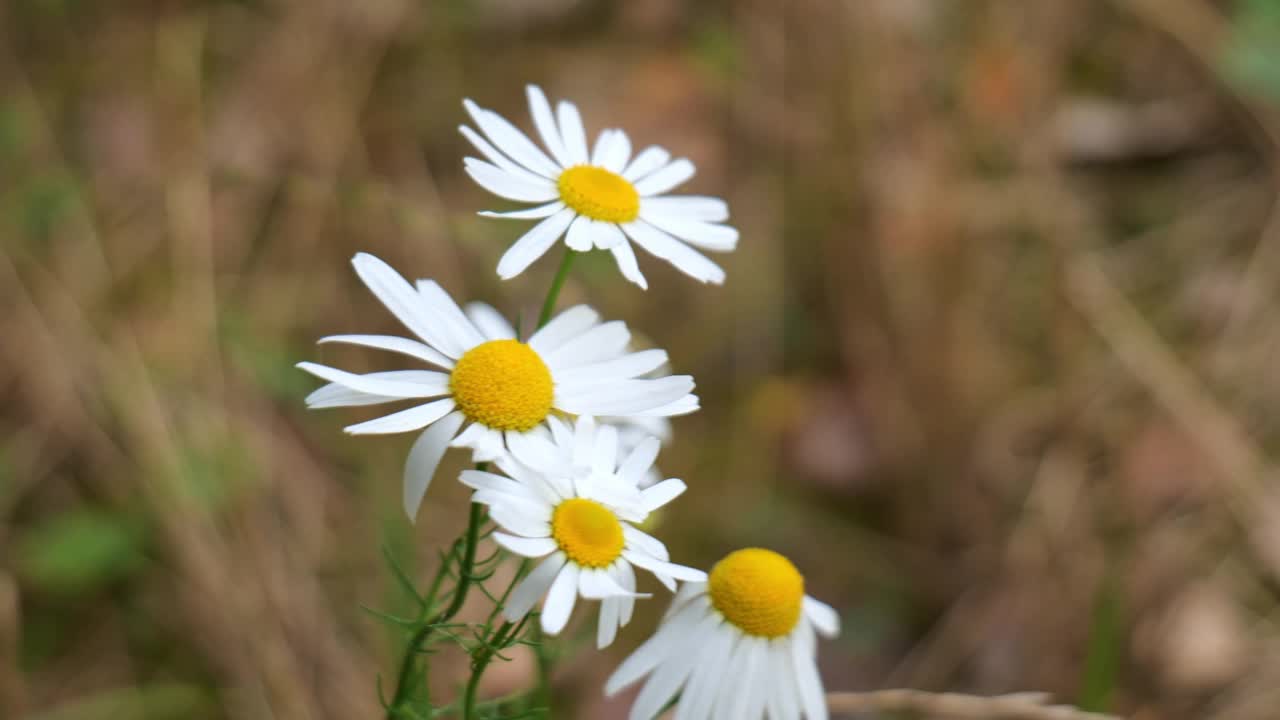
(622, 221, 726, 284)
(592, 423, 619, 475)
(506, 431, 569, 476)
(318, 334, 454, 369)
(415, 280, 485, 353)
(542, 320, 631, 369)
(609, 239, 648, 289)
(402, 411, 464, 521)
(553, 350, 668, 386)
(630, 394, 700, 417)
(571, 415, 596, 469)
(598, 596, 621, 649)
(623, 146, 671, 182)
(540, 563, 580, 635)
(489, 503, 552, 538)
(791, 628, 827, 720)
(527, 304, 599, 354)
(641, 195, 730, 222)
(459, 124, 554, 186)
(351, 253, 456, 352)
(580, 568, 642, 600)
(622, 550, 707, 582)
(479, 200, 565, 220)
(464, 158, 558, 203)
(676, 625, 736, 720)
(616, 561, 637, 625)
(605, 601, 707, 696)
(623, 525, 670, 561)
(527, 85, 572, 168)
(492, 532, 557, 558)
(463, 99, 560, 178)
(458, 469, 543, 502)
(592, 129, 631, 173)
(714, 637, 753, 720)
(556, 101, 590, 165)
(641, 211, 739, 252)
(305, 383, 398, 408)
(345, 398, 457, 435)
(464, 302, 517, 341)
(563, 214, 594, 252)
(496, 208, 576, 279)
(634, 158, 696, 196)
(619, 436, 661, 486)
(630, 611, 724, 720)
(556, 377, 696, 417)
(593, 220, 627, 249)
(740, 638, 771, 720)
(298, 362, 446, 400)
(770, 641, 803, 720)
(505, 552, 566, 621)
(640, 479, 686, 512)
(803, 596, 841, 638)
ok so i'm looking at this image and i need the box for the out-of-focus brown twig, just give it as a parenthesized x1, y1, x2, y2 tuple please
(825, 689, 1122, 719)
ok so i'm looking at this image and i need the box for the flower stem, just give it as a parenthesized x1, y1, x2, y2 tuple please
(384, 500, 487, 718)
(537, 248, 577, 329)
(462, 619, 518, 719)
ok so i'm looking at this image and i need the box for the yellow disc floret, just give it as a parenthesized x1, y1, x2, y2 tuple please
(449, 339, 554, 432)
(552, 498, 625, 568)
(708, 548, 805, 638)
(557, 165, 641, 224)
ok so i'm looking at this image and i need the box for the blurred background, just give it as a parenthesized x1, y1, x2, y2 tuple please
(5, 0, 1280, 718)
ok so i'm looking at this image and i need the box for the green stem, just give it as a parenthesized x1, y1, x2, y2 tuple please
(385, 500, 487, 718)
(462, 620, 518, 719)
(536, 248, 577, 329)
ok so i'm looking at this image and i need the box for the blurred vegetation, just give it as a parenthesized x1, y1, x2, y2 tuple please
(5, 0, 1280, 718)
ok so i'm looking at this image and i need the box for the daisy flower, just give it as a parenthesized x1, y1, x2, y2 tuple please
(459, 415, 704, 645)
(298, 253, 699, 520)
(606, 548, 841, 720)
(461, 85, 738, 289)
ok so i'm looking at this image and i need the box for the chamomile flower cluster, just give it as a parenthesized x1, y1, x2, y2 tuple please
(301, 85, 838, 720)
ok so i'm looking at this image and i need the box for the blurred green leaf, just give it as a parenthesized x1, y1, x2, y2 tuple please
(1223, 0, 1280, 102)
(27, 684, 211, 720)
(16, 509, 146, 596)
(1079, 568, 1124, 712)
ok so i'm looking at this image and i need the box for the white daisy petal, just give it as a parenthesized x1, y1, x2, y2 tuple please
(298, 363, 447, 400)
(591, 424, 619, 476)
(351, 253, 456, 351)
(464, 158, 558, 203)
(592, 220, 627, 249)
(791, 634, 827, 720)
(616, 560, 637, 626)
(460, 125, 555, 186)
(622, 550, 707, 582)
(714, 638, 754, 720)
(415, 280, 486, 352)
(527, 304, 600, 354)
(641, 212, 739, 252)
(305, 383, 399, 408)
(496, 208, 576, 279)
(458, 469, 542, 501)
(629, 613, 720, 720)
(676, 625, 737, 720)
(318, 335, 454, 370)
(402, 411, 465, 521)
(479, 200, 565, 220)
(609, 239, 648, 289)
(527, 85, 572, 168)
(505, 552, 567, 621)
(641, 195, 730, 222)
(623, 525, 670, 561)
(542, 320, 630, 369)
(634, 158, 696, 196)
(493, 532, 558, 558)
(592, 129, 631, 173)
(630, 394, 700, 417)
(556, 101, 590, 165)
(605, 600, 707, 695)
(464, 302, 517, 341)
(540, 563, 580, 635)
(598, 596, 621, 649)
(463, 99, 561, 178)
(345, 398, 456, 435)
(622, 220, 726, 284)
(640, 479, 686, 513)
(564, 214, 595, 252)
(553, 349, 669, 385)
(489, 504, 552, 538)
(619, 436, 662, 486)
(771, 641, 803, 720)
(803, 596, 841, 638)
(555, 376, 696, 417)
(623, 146, 671, 182)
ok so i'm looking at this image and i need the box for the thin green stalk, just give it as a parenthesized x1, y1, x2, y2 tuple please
(462, 620, 518, 719)
(385, 500, 487, 718)
(536, 248, 577, 329)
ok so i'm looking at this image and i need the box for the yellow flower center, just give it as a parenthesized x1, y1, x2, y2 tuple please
(708, 548, 805, 638)
(557, 165, 640, 224)
(449, 339, 554, 432)
(551, 498, 625, 568)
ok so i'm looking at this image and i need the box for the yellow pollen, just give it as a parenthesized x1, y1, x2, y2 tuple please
(557, 165, 640, 224)
(708, 548, 805, 638)
(449, 339, 553, 432)
(551, 498, 625, 568)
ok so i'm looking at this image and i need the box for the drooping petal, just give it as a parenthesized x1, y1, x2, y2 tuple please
(621, 221, 726, 285)
(402, 411, 465, 521)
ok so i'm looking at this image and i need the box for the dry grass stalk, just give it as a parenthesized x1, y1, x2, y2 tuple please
(826, 690, 1122, 719)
